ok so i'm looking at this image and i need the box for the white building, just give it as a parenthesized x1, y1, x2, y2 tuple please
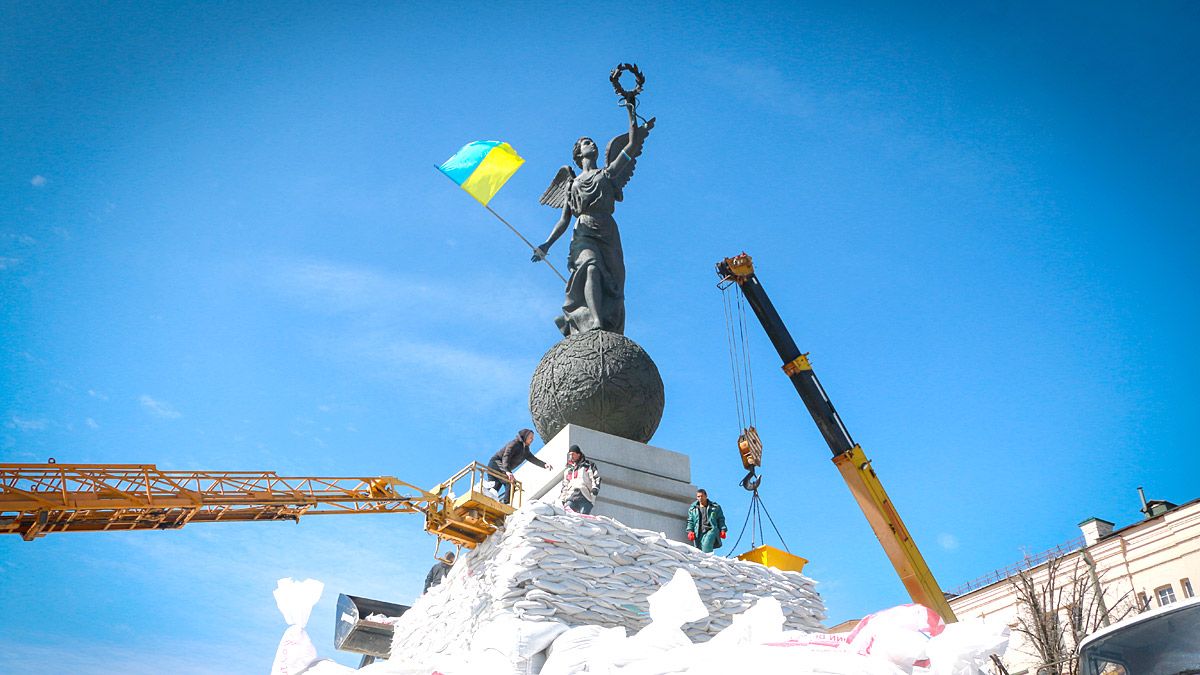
(947, 493, 1200, 674)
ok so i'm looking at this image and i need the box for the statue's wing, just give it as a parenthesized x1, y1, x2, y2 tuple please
(539, 165, 576, 209)
(604, 117, 655, 201)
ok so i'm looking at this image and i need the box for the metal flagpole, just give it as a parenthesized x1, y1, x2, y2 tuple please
(435, 167, 567, 284)
(483, 205, 567, 284)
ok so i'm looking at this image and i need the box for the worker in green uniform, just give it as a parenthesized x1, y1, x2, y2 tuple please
(686, 488, 727, 553)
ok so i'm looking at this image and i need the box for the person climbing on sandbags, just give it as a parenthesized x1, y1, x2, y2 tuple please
(686, 488, 727, 553)
(423, 551, 455, 593)
(486, 428, 552, 505)
(558, 444, 601, 514)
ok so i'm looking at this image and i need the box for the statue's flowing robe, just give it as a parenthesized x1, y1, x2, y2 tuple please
(560, 166, 625, 336)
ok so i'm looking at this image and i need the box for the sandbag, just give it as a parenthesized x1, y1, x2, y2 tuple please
(542, 625, 624, 675)
(270, 578, 324, 675)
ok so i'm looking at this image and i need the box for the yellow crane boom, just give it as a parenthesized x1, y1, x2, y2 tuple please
(717, 253, 957, 623)
(0, 461, 519, 549)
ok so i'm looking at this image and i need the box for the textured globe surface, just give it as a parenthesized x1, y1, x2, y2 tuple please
(529, 330, 665, 444)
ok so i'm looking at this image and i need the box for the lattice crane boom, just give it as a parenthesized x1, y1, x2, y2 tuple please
(1, 461, 517, 548)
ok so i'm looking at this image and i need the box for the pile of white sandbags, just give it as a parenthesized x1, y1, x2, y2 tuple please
(299, 562, 1009, 675)
(294, 500, 1009, 674)
(385, 500, 825, 665)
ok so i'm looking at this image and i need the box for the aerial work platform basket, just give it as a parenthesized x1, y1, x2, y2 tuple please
(423, 462, 520, 549)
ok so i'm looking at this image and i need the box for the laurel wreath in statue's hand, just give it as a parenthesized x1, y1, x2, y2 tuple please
(610, 63, 645, 109)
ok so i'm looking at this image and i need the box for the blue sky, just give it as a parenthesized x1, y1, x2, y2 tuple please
(2, 1, 1198, 672)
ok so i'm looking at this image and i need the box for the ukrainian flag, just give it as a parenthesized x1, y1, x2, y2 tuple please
(437, 141, 524, 206)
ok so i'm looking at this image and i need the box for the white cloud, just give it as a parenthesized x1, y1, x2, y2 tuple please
(266, 259, 406, 314)
(377, 337, 525, 389)
(88, 389, 110, 401)
(324, 333, 529, 411)
(0, 257, 20, 270)
(86, 418, 99, 429)
(139, 395, 182, 419)
(30, 175, 46, 187)
(261, 257, 544, 323)
(3, 232, 36, 245)
(937, 533, 959, 550)
(8, 416, 48, 431)
(255, 257, 542, 410)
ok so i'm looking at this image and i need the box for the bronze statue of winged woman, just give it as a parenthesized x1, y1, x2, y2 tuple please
(531, 64, 656, 337)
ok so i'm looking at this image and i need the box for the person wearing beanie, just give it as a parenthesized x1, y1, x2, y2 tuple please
(558, 444, 601, 514)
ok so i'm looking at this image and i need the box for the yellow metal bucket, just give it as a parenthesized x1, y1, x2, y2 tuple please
(736, 545, 808, 573)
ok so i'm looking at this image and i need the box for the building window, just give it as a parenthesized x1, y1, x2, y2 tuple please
(1182, 578, 1195, 599)
(1156, 584, 1177, 606)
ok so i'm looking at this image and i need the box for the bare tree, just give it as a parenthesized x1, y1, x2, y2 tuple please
(1006, 553, 1136, 675)
(1010, 555, 1071, 674)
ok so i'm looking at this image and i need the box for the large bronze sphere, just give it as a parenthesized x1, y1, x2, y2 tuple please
(529, 330, 665, 444)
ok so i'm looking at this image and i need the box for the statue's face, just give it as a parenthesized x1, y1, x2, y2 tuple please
(578, 138, 597, 160)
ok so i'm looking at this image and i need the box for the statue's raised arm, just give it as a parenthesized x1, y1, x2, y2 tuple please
(603, 114, 654, 202)
(603, 64, 655, 200)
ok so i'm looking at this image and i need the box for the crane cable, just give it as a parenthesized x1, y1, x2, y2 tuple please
(724, 489, 792, 556)
(721, 281, 757, 434)
(720, 281, 792, 555)
(721, 283, 762, 490)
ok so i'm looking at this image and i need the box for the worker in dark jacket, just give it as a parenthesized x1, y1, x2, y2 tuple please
(686, 488, 727, 553)
(423, 551, 455, 593)
(487, 428, 552, 504)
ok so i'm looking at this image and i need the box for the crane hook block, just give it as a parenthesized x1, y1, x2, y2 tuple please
(737, 427, 763, 471)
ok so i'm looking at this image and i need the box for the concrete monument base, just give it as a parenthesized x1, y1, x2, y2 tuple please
(512, 424, 696, 542)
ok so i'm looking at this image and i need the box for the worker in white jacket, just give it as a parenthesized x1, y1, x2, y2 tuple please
(558, 445, 601, 514)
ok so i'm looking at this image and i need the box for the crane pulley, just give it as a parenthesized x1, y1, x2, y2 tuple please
(735, 428, 763, 491)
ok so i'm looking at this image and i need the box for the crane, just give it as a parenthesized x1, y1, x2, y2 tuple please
(0, 460, 520, 551)
(716, 252, 957, 623)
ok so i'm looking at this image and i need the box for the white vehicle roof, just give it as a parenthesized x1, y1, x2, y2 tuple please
(1079, 595, 1200, 650)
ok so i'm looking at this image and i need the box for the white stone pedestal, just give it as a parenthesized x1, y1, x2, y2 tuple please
(512, 424, 697, 542)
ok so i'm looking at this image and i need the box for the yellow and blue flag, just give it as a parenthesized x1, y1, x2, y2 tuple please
(437, 140, 524, 206)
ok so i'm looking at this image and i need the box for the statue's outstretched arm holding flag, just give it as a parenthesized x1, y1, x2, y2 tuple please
(436, 140, 567, 283)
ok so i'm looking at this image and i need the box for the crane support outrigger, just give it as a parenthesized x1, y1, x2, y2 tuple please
(717, 253, 957, 623)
